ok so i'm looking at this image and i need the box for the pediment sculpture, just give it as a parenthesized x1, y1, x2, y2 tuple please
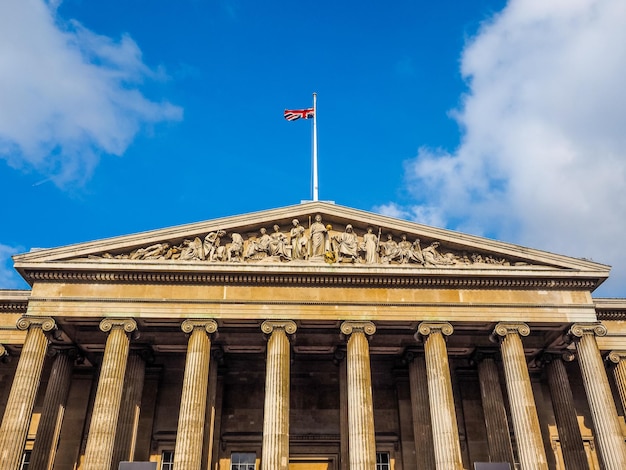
(91, 214, 525, 268)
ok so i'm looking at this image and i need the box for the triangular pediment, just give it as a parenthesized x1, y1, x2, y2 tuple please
(14, 202, 609, 281)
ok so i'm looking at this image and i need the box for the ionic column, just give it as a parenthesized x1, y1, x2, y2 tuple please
(607, 350, 626, 416)
(406, 352, 435, 470)
(83, 318, 138, 470)
(174, 319, 217, 470)
(261, 320, 297, 470)
(340, 321, 377, 470)
(418, 322, 463, 470)
(493, 322, 547, 470)
(0, 317, 56, 470)
(473, 351, 515, 465)
(570, 323, 626, 469)
(111, 350, 149, 468)
(541, 352, 588, 470)
(29, 347, 76, 470)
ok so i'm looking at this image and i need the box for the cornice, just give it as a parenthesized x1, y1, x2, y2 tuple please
(0, 290, 30, 314)
(0, 301, 29, 314)
(596, 311, 626, 321)
(20, 268, 601, 290)
(594, 298, 626, 320)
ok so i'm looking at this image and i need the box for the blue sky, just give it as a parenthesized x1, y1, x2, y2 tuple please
(2, 0, 626, 297)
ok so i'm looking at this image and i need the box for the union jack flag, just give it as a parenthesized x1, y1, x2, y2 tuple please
(284, 108, 315, 121)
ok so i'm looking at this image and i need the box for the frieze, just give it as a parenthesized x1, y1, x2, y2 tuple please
(87, 214, 529, 268)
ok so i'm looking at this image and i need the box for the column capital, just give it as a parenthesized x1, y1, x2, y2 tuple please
(261, 320, 297, 335)
(493, 322, 530, 338)
(333, 349, 346, 365)
(48, 345, 81, 361)
(403, 349, 421, 365)
(607, 350, 626, 364)
(418, 321, 453, 338)
(181, 319, 217, 334)
(100, 318, 137, 334)
(16, 316, 56, 332)
(340, 320, 376, 336)
(131, 346, 155, 364)
(569, 322, 607, 339)
(470, 348, 500, 365)
(536, 351, 576, 367)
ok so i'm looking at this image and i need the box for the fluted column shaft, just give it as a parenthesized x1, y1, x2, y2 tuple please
(341, 321, 377, 470)
(419, 322, 463, 470)
(261, 320, 296, 470)
(0, 317, 56, 470)
(475, 353, 515, 465)
(607, 351, 626, 420)
(494, 322, 547, 470)
(570, 323, 626, 469)
(112, 351, 147, 468)
(30, 347, 75, 470)
(174, 319, 217, 470)
(543, 354, 588, 470)
(83, 318, 137, 470)
(408, 353, 436, 470)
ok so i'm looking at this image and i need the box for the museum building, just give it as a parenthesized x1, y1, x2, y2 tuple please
(1, 201, 626, 470)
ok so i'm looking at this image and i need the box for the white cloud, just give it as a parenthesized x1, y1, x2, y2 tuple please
(384, 0, 626, 296)
(373, 202, 446, 229)
(0, 0, 183, 185)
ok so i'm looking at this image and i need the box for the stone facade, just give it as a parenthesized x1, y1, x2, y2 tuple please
(0, 201, 625, 470)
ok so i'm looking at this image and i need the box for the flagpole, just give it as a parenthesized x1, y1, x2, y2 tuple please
(312, 92, 318, 201)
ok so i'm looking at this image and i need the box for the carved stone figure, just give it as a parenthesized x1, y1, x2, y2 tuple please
(227, 233, 244, 262)
(484, 255, 509, 266)
(179, 237, 204, 261)
(129, 243, 171, 260)
(334, 224, 358, 263)
(362, 228, 378, 264)
(204, 230, 226, 261)
(245, 228, 271, 260)
(290, 219, 307, 260)
(422, 241, 456, 266)
(269, 225, 290, 260)
(410, 239, 424, 265)
(310, 214, 328, 259)
(398, 235, 413, 264)
(379, 234, 401, 263)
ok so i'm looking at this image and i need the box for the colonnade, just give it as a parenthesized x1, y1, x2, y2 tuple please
(2, 318, 626, 470)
